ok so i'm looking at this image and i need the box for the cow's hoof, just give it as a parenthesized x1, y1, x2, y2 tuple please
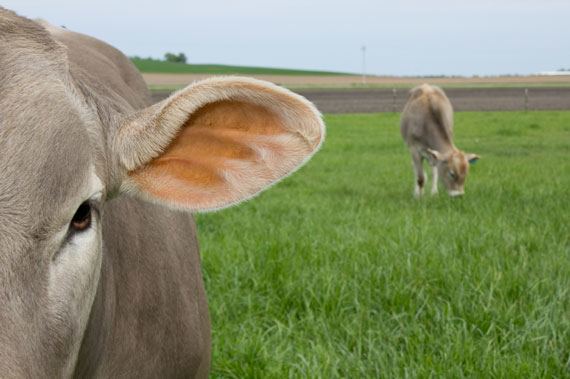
(414, 188, 423, 199)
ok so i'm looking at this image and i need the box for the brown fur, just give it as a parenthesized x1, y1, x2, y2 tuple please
(401, 84, 478, 196)
(0, 8, 324, 378)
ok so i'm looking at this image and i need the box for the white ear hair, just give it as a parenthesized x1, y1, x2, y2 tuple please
(114, 76, 325, 173)
(113, 76, 325, 212)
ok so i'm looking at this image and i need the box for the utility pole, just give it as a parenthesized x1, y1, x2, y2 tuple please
(361, 45, 367, 85)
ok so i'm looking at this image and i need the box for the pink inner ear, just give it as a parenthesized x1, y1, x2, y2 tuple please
(128, 100, 312, 211)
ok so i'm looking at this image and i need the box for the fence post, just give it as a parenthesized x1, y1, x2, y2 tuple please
(392, 88, 397, 113)
(524, 88, 529, 111)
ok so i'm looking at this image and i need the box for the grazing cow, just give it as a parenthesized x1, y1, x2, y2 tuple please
(400, 84, 479, 197)
(0, 8, 324, 377)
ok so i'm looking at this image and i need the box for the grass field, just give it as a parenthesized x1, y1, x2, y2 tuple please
(197, 111, 570, 377)
(131, 58, 349, 76)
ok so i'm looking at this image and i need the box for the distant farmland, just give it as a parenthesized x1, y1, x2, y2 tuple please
(134, 58, 570, 95)
(131, 58, 351, 76)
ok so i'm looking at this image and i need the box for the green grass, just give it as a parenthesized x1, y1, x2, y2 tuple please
(197, 111, 570, 378)
(131, 58, 350, 76)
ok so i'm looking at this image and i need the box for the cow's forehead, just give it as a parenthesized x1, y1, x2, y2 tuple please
(449, 152, 468, 175)
(0, 86, 94, 234)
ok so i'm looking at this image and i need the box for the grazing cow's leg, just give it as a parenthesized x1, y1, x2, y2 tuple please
(411, 152, 425, 198)
(431, 165, 439, 195)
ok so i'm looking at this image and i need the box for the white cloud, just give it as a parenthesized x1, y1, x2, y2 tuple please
(2, 0, 568, 75)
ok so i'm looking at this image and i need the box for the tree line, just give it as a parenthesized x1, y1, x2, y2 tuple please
(131, 52, 187, 64)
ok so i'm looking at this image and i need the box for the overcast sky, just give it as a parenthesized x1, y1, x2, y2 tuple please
(3, 0, 568, 76)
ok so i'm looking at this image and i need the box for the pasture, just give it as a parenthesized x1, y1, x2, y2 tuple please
(131, 58, 349, 76)
(197, 111, 570, 377)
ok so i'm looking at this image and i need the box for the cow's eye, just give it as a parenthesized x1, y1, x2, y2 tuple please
(70, 201, 92, 233)
(448, 171, 457, 179)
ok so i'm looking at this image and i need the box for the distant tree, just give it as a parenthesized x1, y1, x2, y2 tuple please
(164, 52, 187, 64)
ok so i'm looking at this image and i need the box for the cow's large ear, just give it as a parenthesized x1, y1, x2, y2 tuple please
(425, 148, 443, 164)
(113, 77, 324, 212)
(465, 153, 480, 164)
